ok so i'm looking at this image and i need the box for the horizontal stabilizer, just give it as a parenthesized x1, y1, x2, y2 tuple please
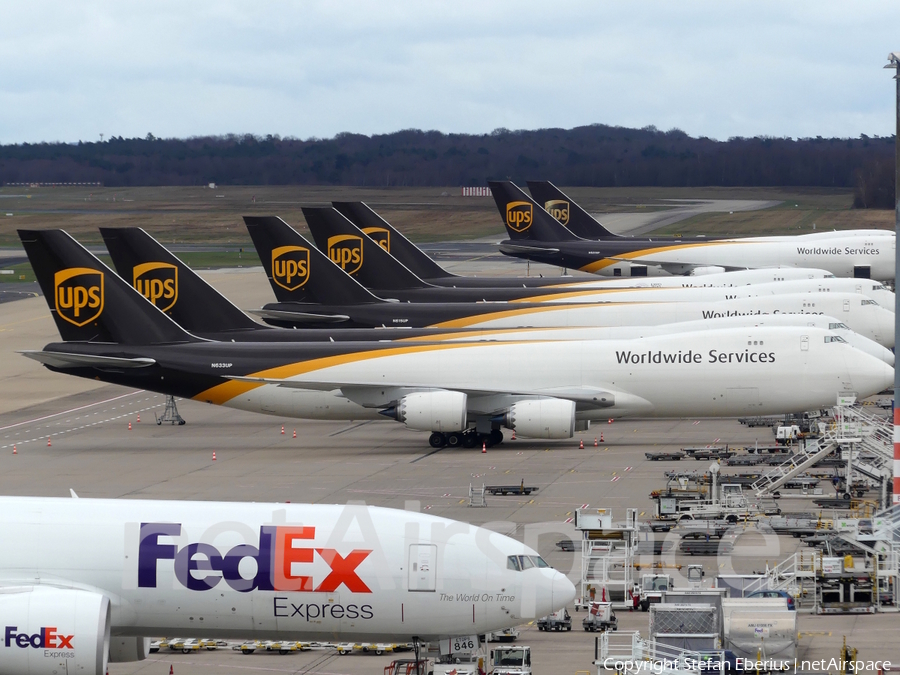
(247, 309, 351, 323)
(19, 350, 156, 369)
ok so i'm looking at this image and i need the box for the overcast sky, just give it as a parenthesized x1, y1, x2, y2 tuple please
(1, 1, 898, 145)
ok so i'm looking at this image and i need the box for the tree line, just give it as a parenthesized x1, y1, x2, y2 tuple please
(0, 125, 894, 208)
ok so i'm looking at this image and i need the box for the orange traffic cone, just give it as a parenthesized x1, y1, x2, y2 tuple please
(608, 418, 613, 424)
(212, 451, 217, 461)
(600, 432, 604, 442)
(12, 445, 17, 455)
(292, 429, 297, 439)
(281, 425, 285, 434)
(136, 414, 140, 423)
(594, 438, 598, 447)
(169, 666, 174, 675)
(482, 441, 487, 454)
(47, 437, 51, 447)
(579, 439, 584, 449)
(511, 430, 516, 441)
(128, 421, 132, 430)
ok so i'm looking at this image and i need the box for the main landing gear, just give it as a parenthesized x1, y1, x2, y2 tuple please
(429, 429, 503, 449)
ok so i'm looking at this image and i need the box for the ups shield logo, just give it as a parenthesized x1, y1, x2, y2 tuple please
(544, 199, 570, 226)
(271, 245, 310, 291)
(328, 234, 363, 275)
(506, 201, 533, 232)
(54, 267, 104, 327)
(362, 226, 390, 252)
(133, 262, 178, 312)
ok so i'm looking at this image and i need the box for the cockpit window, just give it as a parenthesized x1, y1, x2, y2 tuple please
(824, 335, 847, 344)
(828, 322, 849, 330)
(861, 299, 878, 306)
(508, 555, 547, 571)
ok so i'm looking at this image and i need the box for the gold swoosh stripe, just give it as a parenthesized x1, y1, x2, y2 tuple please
(576, 241, 748, 274)
(510, 286, 674, 303)
(194, 342, 505, 405)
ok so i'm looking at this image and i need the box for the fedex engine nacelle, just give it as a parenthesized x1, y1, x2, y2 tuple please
(0, 587, 110, 675)
(394, 390, 467, 432)
(504, 398, 575, 439)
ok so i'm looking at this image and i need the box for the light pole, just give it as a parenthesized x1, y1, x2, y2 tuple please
(886, 52, 900, 506)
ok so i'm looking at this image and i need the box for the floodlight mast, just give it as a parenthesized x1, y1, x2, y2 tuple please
(887, 52, 900, 506)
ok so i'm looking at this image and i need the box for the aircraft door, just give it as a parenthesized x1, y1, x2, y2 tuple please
(408, 544, 437, 592)
(853, 265, 871, 279)
(843, 299, 850, 312)
(801, 335, 809, 351)
(630, 265, 648, 277)
(725, 388, 760, 410)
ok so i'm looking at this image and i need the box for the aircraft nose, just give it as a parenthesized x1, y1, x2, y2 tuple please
(552, 571, 576, 610)
(878, 310, 895, 349)
(851, 352, 894, 399)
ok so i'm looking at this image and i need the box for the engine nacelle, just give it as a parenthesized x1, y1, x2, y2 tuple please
(0, 587, 110, 675)
(504, 398, 575, 439)
(109, 636, 151, 662)
(387, 390, 467, 432)
(689, 266, 727, 276)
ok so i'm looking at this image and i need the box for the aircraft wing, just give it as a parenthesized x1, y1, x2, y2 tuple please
(226, 375, 638, 412)
(247, 309, 351, 323)
(19, 350, 157, 369)
(605, 255, 750, 274)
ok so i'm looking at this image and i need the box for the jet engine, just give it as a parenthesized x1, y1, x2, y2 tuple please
(689, 266, 727, 276)
(0, 586, 110, 675)
(503, 398, 575, 439)
(382, 390, 467, 432)
(109, 636, 151, 662)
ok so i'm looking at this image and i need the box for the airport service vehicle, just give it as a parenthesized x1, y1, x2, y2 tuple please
(333, 200, 839, 288)
(491, 180, 895, 280)
(96, 228, 895, 364)
(485, 627, 519, 642)
(0, 496, 572, 675)
(536, 608, 571, 631)
(775, 425, 802, 445)
(634, 574, 672, 611)
(491, 645, 532, 675)
(581, 602, 617, 632)
(18, 229, 894, 448)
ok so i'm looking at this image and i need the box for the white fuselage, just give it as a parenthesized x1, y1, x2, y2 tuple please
(220, 327, 894, 424)
(0, 497, 573, 645)
(550, 267, 835, 289)
(430, 293, 894, 348)
(520, 278, 894, 310)
(424, 314, 893, 365)
(592, 233, 894, 281)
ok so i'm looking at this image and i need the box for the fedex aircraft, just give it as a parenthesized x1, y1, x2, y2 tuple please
(0, 496, 572, 674)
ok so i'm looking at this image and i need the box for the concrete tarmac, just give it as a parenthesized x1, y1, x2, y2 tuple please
(0, 255, 897, 672)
